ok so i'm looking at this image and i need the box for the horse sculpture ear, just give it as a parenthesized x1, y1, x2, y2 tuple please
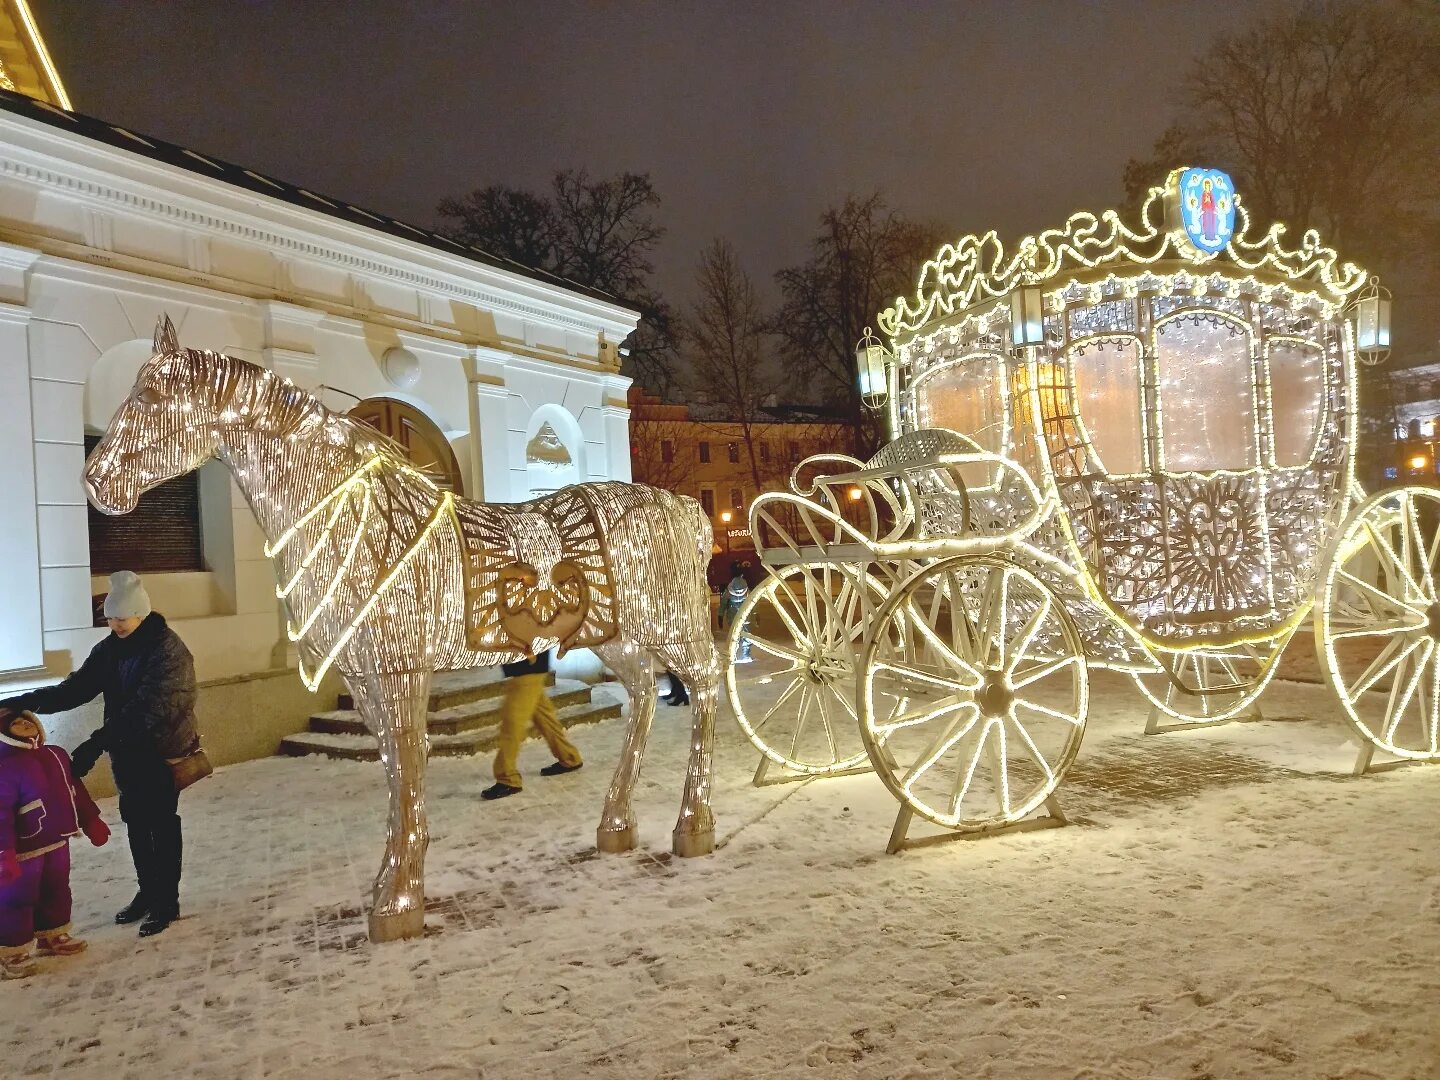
(153, 314, 179, 356)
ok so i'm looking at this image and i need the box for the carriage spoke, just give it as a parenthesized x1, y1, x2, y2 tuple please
(1361, 522, 1427, 607)
(1008, 713, 1055, 784)
(875, 692, 975, 736)
(1327, 616, 1425, 640)
(1014, 697, 1084, 726)
(747, 635, 806, 665)
(1403, 498, 1434, 601)
(815, 680, 840, 764)
(1382, 642, 1431, 743)
(1347, 635, 1421, 702)
(899, 702, 978, 791)
(788, 684, 813, 760)
(941, 716, 997, 818)
(1011, 653, 1080, 690)
(871, 657, 980, 696)
(902, 599, 984, 686)
(750, 676, 805, 736)
(1004, 590, 1052, 670)
(1337, 568, 1427, 619)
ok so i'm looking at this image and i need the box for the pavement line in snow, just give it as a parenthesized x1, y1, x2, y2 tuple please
(715, 777, 817, 849)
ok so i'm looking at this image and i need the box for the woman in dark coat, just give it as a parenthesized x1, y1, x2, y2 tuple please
(1, 571, 197, 937)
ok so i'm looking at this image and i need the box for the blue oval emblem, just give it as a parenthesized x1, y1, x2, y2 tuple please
(1179, 168, 1235, 254)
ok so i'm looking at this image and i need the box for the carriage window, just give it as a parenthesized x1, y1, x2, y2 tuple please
(1070, 339, 1145, 474)
(1154, 314, 1255, 470)
(1267, 339, 1325, 467)
(914, 355, 1006, 454)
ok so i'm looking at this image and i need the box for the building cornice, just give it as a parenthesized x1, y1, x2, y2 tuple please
(0, 110, 641, 347)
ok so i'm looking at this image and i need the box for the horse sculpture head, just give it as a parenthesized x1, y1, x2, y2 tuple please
(85, 315, 249, 515)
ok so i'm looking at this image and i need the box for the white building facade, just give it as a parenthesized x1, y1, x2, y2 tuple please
(0, 92, 638, 771)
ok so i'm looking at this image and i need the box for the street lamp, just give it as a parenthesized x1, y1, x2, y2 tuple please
(719, 509, 732, 554)
(856, 327, 891, 410)
(1350, 276, 1392, 366)
(1008, 284, 1046, 351)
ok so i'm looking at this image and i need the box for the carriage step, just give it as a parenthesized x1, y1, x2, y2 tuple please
(279, 699, 623, 761)
(310, 680, 593, 736)
(335, 668, 555, 712)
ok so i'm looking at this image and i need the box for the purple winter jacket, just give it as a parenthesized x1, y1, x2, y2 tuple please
(0, 738, 102, 862)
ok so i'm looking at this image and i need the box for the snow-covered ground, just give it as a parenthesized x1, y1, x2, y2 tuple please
(4, 670, 1438, 1079)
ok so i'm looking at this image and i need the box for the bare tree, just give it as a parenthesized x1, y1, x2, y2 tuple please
(771, 194, 945, 456)
(1123, 0, 1440, 358)
(437, 170, 680, 393)
(627, 408, 690, 493)
(687, 239, 774, 490)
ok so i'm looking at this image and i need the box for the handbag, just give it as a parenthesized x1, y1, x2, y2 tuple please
(166, 745, 213, 793)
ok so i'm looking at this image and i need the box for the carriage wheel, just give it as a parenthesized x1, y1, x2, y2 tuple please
(725, 562, 884, 776)
(858, 554, 1088, 834)
(1318, 486, 1440, 765)
(1129, 637, 1287, 728)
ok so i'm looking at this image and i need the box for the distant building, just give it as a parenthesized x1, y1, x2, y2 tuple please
(1380, 360, 1440, 485)
(628, 389, 856, 581)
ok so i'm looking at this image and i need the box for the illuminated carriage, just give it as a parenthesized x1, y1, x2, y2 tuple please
(725, 167, 1438, 850)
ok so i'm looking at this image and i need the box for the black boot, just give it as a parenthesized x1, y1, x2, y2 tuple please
(481, 782, 521, 800)
(138, 908, 177, 937)
(115, 892, 148, 925)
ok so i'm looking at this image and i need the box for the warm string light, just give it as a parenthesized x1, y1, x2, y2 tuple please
(729, 166, 1436, 854)
(84, 316, 724, 942)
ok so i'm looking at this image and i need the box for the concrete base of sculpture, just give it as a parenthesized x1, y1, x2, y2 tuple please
(672, 829, 715, 858)
(369, 907, 425, 944)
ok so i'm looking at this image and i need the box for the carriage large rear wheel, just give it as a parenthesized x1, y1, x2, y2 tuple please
(1318, 486, 1440, 767)
(725, 562, 884, 777)
(858, 554, 1088, 844)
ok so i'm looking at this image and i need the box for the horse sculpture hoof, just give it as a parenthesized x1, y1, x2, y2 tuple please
(671, 829, 715, 858)
(596, 825, 638, 853)
(368, 906, 426, 944)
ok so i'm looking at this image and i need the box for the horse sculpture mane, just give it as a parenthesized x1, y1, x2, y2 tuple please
(84, 316, 722, 943)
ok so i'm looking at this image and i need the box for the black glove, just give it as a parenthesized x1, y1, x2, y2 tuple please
(70, 737, 103, 778)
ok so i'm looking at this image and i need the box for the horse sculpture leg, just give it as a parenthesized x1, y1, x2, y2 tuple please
(592, 641, 656, 853)
(344, 665, 432, 943)
(653, 637, 719, 857)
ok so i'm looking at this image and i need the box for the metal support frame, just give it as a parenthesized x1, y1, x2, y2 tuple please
(885, 794, 1070, 855)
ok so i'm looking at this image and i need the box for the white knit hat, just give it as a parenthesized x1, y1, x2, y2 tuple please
(103, 570, 152, 620)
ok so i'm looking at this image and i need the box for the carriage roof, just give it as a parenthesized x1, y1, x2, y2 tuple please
(879, 166, 1370, 344)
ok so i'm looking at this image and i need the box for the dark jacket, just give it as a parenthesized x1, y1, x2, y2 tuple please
(502, 649, 552, 679)
(0, 741, 101, 860)
(4, 613, 198, 761)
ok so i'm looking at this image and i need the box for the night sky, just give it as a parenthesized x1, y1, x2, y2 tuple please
(34, 1, 1287, 309)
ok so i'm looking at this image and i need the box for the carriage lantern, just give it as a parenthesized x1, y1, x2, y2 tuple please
(1350, 276, 1392, 366)
(1007, 284, 1045, 350)
(856, 326, 891, 409)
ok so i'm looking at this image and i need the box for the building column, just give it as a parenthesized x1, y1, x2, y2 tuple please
(0, 243, 45, 679)
(468, 347, 513, 502)
(601, 373, 634, 483)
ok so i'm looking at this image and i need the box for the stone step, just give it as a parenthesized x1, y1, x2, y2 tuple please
(309, 679, 594, 737)
(336, 668, 555, 713)
(279, 699, 623, 762)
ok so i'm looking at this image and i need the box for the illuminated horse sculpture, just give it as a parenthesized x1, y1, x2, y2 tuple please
(84, 317, 719, 942)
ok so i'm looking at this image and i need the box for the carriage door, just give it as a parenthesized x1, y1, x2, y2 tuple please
(349, 397, 465, 494)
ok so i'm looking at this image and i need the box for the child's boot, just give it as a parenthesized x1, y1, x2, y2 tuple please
(36, 929, 87, 956)
(1, 946, 37, 980)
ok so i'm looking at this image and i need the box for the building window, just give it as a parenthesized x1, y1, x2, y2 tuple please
(661, 439, 675, 464)
(787, 440, 800, 462)
(700, 488, 716, 517)
(759, 442, 771, 464)
(730, 487, 743, 510)
(85, 434, 203, 576)
(727, 442, 740, 463)
(699, 441, 711, 463)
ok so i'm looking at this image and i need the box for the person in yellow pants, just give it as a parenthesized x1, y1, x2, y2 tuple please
(482, 649, 583, 800)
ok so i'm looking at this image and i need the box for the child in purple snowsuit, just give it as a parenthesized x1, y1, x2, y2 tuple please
(0, 708, 110, 979)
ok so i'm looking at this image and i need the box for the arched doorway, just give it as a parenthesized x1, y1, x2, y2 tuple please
(349, 397, 464, 493)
